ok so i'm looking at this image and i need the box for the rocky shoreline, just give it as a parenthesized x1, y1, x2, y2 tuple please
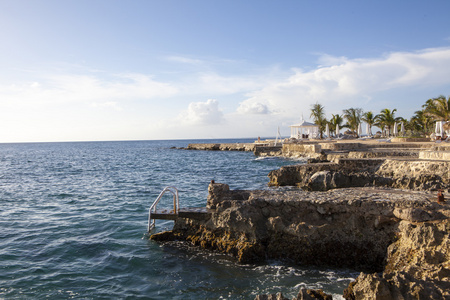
(268, 158, 450, 192)
(153, 141, 450, 299)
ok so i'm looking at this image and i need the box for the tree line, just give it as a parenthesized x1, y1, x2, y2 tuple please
(309, 95, 450, 138)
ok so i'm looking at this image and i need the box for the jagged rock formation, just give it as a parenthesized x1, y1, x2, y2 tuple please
(268, 159, 450, 192)
(158, 141, 450, 298)
(151, 183, 450, 299)
(255, 288, 332, 300)
(344, 219, 450, 299)
(186, 143, 256, 151)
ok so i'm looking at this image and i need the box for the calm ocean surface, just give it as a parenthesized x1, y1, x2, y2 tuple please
(0, 139, 356, 299)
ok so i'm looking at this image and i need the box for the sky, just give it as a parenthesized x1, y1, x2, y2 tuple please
(1, 0, 450, 142)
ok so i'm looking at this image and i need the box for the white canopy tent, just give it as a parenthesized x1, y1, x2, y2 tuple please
(366, 123, 371, 136)
(435, 121, 446, 137)
(400, 122, 405, 136)
(290, 120, 320, 139)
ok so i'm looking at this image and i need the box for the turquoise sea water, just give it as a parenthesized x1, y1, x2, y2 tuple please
(0, 139, 356, 299)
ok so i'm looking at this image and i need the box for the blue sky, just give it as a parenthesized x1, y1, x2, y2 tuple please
(1, 0, 450, 142)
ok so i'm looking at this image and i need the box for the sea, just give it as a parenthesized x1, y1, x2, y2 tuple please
(0, 139, 357, 299)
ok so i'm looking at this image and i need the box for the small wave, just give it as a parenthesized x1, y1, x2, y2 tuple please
(0, 140, 355, 299)
(253, 156, 307, 163)
(254, 156, 277, 161)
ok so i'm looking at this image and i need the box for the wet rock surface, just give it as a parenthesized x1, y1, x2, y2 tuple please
(151, 182, 450, 299)
(255, 288, 332, 300)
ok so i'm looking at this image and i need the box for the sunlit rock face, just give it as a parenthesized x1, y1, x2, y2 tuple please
(151, 181, 449, 299)
(344, 219, 450, 300)
(268, 159, 450, 192)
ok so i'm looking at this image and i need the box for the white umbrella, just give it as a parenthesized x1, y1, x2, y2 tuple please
(274, 126, 281, 146)
(435, 121, 440, 134)
(366, 123, 371, 136)
(393, 122, 398, 136)
(440, 121, 444, 136)
(357, 123, 362, 137)
(335, 124, 340, 137)
(325, 123, 330, 139)
(400, 122, 405, 136)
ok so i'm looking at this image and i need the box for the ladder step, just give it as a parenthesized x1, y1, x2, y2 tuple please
(148, 186, 180, 232)
(150, 209, 178, 220)
(150, 207, 211, 221)
(148, 187, 212, 232)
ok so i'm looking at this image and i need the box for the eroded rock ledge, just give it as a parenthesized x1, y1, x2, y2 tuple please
(268, 158, 450, 192)
(151, 183, 450, 299)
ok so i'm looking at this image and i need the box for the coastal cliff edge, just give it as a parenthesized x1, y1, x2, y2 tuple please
(151, 182, 450, 299)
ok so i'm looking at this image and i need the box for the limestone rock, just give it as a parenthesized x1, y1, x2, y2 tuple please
(307, 171, 333, 191)
(345, 219, 450, 299)
(254, 292, 288, 300)
(393, 207, 432, 222)
(207, 183, 230, 208)
(151, 183, 450, 299)
(296, 288, 333, 299)
(268, 163, 340, 188)
(343, 272, 399, 300)
(268, 158, 450, 192)
(254, 289, 332, 300)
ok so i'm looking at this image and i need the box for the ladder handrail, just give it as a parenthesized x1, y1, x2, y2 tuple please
(148, 186, 179, 232)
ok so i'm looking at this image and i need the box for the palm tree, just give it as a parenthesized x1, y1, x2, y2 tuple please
(361, 111, 376, 136)
(310, 103, 327, 139)
(410, 109, 433, 135)
(423, 95, 450, 122)
(342, 108, 363, 137)
(375, 108, 402, 136)
(329, 114, 344, 137)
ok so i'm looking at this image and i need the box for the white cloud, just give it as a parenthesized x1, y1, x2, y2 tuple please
(240, 47, 450, 119)
(316, 54, 349, 67)
(236, 101, 269, 114)
(90, 101, 122, 111)
(180, 99, 224, 126)
(178, 72, 267, 96)
(48, 72, 179, 102)
(0, 72, 178, 109)
(30, 82, 40, 88)
(2, 47, 450, 142)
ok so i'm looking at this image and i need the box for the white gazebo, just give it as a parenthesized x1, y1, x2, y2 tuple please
(289, 120, 320, 139)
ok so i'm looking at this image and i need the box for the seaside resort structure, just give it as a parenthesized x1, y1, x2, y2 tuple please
(289, 120, 319, 139)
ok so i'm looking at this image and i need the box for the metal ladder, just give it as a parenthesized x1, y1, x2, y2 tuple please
(147, 186, 179, 232)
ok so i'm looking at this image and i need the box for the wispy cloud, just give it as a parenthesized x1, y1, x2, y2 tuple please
(192, 72, 265, 95)
(0, 72, 179, 108)
(2, 47, 450, 142)
(238, 47, 450, 119)
(90, 101, 122, 111)
(165, 55, 204, 65)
